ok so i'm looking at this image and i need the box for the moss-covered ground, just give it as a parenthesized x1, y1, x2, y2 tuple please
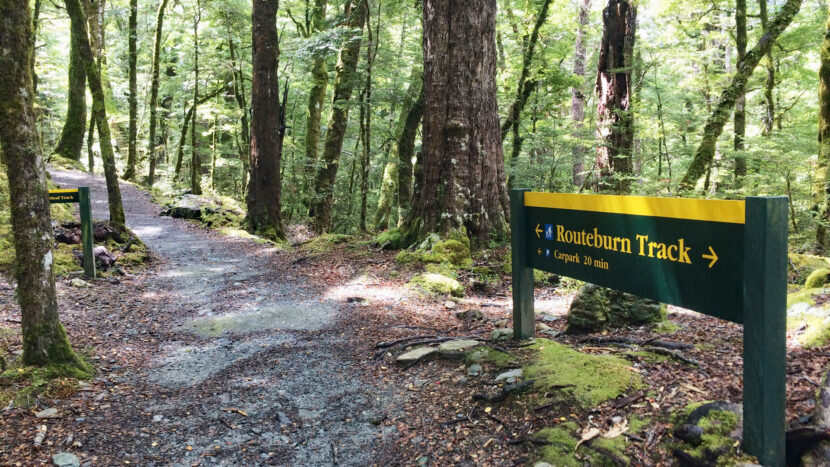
(0, 349, 94, 409)
(524, 338, 643, 409)
(534, 417, 650, 466)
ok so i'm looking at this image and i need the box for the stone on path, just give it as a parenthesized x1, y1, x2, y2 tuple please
(495, 368, 522, 384)
(396, 346, 436, 363)
(492, 328, 513, 341)
(52, 452, 80, 467)
(467, 364, 483, 376)
(36, 407, 59, 418)
(69, 278, 91, 288)
(437, 339, 479, 352)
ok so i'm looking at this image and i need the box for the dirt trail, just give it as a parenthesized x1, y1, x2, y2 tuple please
(48, 170, 398, 466)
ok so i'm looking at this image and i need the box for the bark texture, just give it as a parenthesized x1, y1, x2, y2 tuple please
(65, 0, 126, 225)
(678, 0, 802, 191)
(308, 0, 368, 233)
(571, 0, 591, 186)
(594, 0, 637, 194)
(400, 0, 509, 246)
(302, 0, 328, 208)
(0, 0, 87, 369)
(147, 0, 170, 186)
(246, 0, 286, 240)
(816, 3, 830, 252)
(190, 2, 202, 195)
(123, 0, 138, 180)
(53, 22, 87, 161)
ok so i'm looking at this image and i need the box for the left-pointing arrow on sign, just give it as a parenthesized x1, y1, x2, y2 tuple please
(702, 246, 718, 269)
(535, 224, 543, 238)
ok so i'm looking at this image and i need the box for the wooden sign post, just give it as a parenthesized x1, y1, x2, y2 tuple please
(49, 187, 95, 278)
(509, 189, 787, 466)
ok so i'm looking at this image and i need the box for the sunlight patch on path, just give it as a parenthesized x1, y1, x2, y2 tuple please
(183, 301, 334, 337)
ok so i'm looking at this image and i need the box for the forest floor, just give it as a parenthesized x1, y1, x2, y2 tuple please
(0, 169, 829, 466)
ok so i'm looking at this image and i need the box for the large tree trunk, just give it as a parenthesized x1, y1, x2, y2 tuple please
(147, 0, 170, 187)
(571, 0, 591, 186)
(53, 20, 87, 161)
(190, 2, 202, 195)
(302, 0, 328, 209)
(594, 0, 636, 194)
(65, 0, 126, 225)
(375, 68, 423, 230)
(400, 0, 509, 247)
(678, 0, 802, 191)
(308, 0, 368, 233)
(123, 0, 138, 180)
(734, 0, 747, 183)
(816, 5, 830, 252)
(246, 0, 286, 240)
(0, 0, 88, 371)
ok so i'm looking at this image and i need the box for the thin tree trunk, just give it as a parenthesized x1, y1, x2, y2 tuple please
(302, 0, 328, 209)
(375, 68, 422, 230)
(247, 0, 286, 240)
(175, 88, 222, 179)
(359, 1, 380, 232)
(87, 112, 95, 172)
(816, 4, 830, 252)
(147, 0, 170, 187)
(571, 0, 591, 186)
(678, 0, 802, 191)
(228, 39, 250, 193)
(594, 0, 637, 194)
(65, 0, 125, 225)
(53, 20, 87, 161)
(210, 111, 217, 191)
(31, 0, 42, 93)
(308, 0, 368, 233)
(397, 82, 424, 227)
(0, 0, 88, 370)
(760, 0, 776, 136)
(190, 2, 202, 195)
(400, 0, 508, 246)
(734, 0, 748, 183)
(124, 0, 138, 180)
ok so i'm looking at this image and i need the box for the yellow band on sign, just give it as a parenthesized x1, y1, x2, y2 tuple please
(524, 192, 746, 224)
(49, 189, 79, 194)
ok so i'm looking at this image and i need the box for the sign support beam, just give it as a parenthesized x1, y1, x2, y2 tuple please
(78, 187, 96, 279)
(742, 197, 787, 467)
(510, 189, 534, 339)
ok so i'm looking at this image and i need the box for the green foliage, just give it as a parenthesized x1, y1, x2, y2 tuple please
(407, 272, 464, 297)
(805, 268, 830, 289)
(300, 233, 353, 253)
(789, 253, 830, 286)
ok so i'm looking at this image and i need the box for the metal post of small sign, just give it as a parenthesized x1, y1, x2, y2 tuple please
(742, 197, 787, 467)
(510, 189, 534, 339)
(49, 187, 95, 278)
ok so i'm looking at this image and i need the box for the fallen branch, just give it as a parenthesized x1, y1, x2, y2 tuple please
(580, 336, 693, 350)
(644, 346, 699, 366)
(374, 335, 438, 349)
(609, 390, 645, 409)
(505, 436, 552, 446)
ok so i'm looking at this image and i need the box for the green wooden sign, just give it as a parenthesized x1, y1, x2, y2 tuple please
(49, 187, 95, 279)
(510, 189, 787, 467)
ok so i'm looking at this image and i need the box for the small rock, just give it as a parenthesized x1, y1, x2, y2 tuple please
(277, 411, 290, 425)
(467, 364, 483, 376)
(52, 452, 80, 467)
(36, 408, 59, 418)
(152, 415, 163, 422)
(93, 393, 106, 402)
(536, 323, 552, 331)
(69, 278, 91, 288)
(494, 319, 509, 328)
(437, 339, 479, 352)
(417, 455, 429, 466)
(396, 346, 436, 363)
(492, 328, 513, 341)
(251, 426, 262, 434)
(454, 309, 484, 322)
(533, 463, 554, 467)
(444, 301, 456, 309)
(494, 368, 522, 383)
(125, 328, 139, 336)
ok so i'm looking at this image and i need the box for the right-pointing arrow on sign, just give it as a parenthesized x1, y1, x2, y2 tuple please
(702, 246, 718, 268)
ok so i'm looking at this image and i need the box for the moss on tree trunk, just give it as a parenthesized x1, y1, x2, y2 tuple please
(146, 0, 170, 187)
(816, 4, 830, 252)
(678, 0, 802, 191)
(302, 0, 329, 210)
(65, 0, 126, 225)
(0, 0, 89, 371)
(123, 0, 138, 180)
(53, 23, 87, 161)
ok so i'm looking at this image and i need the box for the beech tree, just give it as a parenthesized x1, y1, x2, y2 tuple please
(64, 0, 126, 225)
(0, 0, 88, 371)
(53, 16, 86, 162)
(146, 0, 170, 187)
(123, 0, 139, 180)
(399, 0, 509, 247)
(678, 0, 802, 191)
(302, 0, 329, 208)
(571, 0, 591, 187)
(247, 0, 286, 240)
(815, 4, 830, 252)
